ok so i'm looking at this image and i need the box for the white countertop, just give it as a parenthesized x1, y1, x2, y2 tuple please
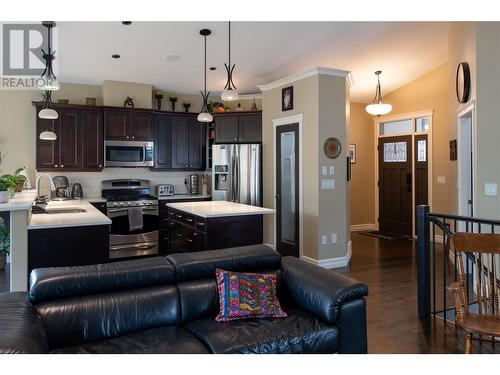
(0, 190, 37, 212)
(158, 194, 211, 201)
(166, 201, 275, 218)
(28, 199, 111, 230)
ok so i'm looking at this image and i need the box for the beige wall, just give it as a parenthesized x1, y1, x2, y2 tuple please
(383, 64, 451, 214)
(103, 80, 153, 109)
(262, 72, 349, 262)
(349, 102, 375, 225)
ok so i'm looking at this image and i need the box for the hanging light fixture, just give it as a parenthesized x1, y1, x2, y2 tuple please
(365, 70, 392, 116)
(39, 90, 58, 140)
(197, 29, 213, 123)
(221, 21, 239, 102)
(40, 21, 60, 91)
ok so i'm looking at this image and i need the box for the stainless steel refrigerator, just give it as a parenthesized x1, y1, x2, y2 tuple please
(212, 144, 262, 206)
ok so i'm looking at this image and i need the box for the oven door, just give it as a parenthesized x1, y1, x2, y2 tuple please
(108, 206, 159, 259)
(104, 141, 154, 167)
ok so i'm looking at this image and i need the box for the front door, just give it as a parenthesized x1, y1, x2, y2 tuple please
(378, 135, 412, 236)
(276, 123, 299, 257)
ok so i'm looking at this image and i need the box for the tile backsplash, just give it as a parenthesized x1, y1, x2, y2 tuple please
(35, 168, 210, 198)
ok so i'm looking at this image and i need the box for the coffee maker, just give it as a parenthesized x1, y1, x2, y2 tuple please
(52, 176, 71, 200)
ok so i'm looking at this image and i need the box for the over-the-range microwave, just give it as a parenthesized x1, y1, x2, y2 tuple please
(104, 140, 154, 167)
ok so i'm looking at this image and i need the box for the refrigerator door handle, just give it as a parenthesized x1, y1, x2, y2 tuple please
(235, 153, 240, 202)
(231, 153, 237, 202)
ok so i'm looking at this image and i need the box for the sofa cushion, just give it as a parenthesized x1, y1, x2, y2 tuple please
(215, 269, 287, 321)
(36, 285, 180, 349)
(50, 326, 209, 354)
(30, 257, 175, 304)
(185, 307, 338, 354)
(167, 245, 281, 282)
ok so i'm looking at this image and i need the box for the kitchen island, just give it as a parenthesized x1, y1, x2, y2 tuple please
(166, 201, 274, 253)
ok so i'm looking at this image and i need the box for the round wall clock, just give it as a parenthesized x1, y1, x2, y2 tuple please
(324, 137, 342, 159)
(456, 62, 471, 104)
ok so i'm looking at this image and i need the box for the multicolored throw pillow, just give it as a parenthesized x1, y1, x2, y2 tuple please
(215, 268, 287, 322)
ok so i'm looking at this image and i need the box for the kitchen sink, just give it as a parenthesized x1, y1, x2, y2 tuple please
(44, 208, 87, 214)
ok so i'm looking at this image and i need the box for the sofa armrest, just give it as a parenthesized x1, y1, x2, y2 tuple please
(281, 257, 368, 324)
(0, 292, 49, 354)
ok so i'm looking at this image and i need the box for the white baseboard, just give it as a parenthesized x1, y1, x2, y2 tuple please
(350, 223, 377, 232)
(301, 241, 352, 269)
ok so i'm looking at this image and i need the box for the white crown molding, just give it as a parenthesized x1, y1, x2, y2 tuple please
(257, 66, 353, 92)
(301, 240, 352, 269)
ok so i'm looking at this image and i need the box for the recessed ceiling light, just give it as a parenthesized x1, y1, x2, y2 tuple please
(122, 21, 132, 25)
(209, 66, 217, 71)
(112, 54, 121, 59)
(165, 54, 181, 62)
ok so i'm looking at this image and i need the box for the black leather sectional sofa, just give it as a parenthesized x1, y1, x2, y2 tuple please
(0, 245, 368, 354)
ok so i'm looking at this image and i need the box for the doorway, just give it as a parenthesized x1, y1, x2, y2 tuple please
(457, 106, 474, 217)
(275, 123, 300, 257)
(378, 135, 413, 236)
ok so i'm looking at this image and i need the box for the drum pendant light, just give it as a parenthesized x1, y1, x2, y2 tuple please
(365, 71, 392, 116)
(197, 29, 213, 123)
(221, 21, 239, 102)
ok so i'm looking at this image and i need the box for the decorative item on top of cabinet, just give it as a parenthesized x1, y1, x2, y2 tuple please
(123, 96, 135, 108)
(183, 102, 191, 112)
(214, 111, 262, 144)
(169, 97, 178, 111)
(154, 93, 164, 110)
(86, 97, 97, 106)
(251, 97, 258, 111)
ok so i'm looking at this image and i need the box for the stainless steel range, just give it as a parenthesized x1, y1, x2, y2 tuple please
(102, 179, 159, 259)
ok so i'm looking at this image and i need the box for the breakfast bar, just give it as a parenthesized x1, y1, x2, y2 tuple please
(166, 201, 275, 253)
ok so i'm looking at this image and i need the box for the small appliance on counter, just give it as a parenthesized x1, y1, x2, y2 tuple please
(71, 183, 84, 200)
(52, 176, 71, 200)
(185, 174, 200, 195)
(156, 184, 174, 197)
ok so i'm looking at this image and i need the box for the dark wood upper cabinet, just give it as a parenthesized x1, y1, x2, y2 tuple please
(215, 115, 239, 143)
(104, 109, 153, 141)
(188, 117, 206, 170)
(154, 114, 172, 169)
(82, 110, 104, 170)
(129, 112, 154, 141)
(104, 110, 130, 140)
(214, 112, 262, 144)
(238, 114, 262, 143)
(171, 116, 190, 169)
(36, 115, 60, 170)
(58, 109, 82, 170)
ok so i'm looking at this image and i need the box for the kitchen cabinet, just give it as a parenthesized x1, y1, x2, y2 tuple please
(214, 112, 262, 144)
(35, 105, 103, 172)
(82, 110, 104, 170)
(155, 114, 206, 171)
(104, 109, 153, 141)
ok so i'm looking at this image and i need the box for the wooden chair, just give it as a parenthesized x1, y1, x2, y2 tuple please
(448, 233, 500, 354)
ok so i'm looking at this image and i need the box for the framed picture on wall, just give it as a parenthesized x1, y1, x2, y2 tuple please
(282, 86, 293, 111)
(449, 139, 457, 161)
(349, 144, 356, 164)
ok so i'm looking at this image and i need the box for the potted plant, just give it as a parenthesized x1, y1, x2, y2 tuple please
(0, 175, 17, 203)
(14, 168, 27, 192)
(0, 217, 9, 271)
(208, 101, 230, 113)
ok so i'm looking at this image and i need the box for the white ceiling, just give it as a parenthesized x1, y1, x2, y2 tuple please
(56, 21, 449, 102)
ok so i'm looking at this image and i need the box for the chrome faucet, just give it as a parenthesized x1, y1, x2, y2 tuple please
(35, 174, 56, 200)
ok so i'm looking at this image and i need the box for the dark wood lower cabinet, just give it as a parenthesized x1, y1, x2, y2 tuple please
(166, 207, 263, 254)
(28, 225, 109, 277)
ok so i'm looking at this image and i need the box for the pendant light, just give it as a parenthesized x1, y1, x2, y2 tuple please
(221, 21, 239, 102)
(365, 71, 392, 116)
(40, 21, 60, 91)
(197, 29, 213, 123)
(39, 90, 58, 140)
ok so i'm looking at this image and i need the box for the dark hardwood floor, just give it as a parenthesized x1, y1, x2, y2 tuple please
(0, 234, 498, 354)
(342, 233, 500, 354)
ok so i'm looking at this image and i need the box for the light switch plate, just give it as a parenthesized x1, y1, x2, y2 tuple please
(321, 235, 327, 245)
(331, 233, 337, 244)
(321, 179, 335, 190)
(437, 176, 446, 184)
(322, 166, 328, 176)
(329, 165, 335, 175)
(485, 183, 498, 196)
